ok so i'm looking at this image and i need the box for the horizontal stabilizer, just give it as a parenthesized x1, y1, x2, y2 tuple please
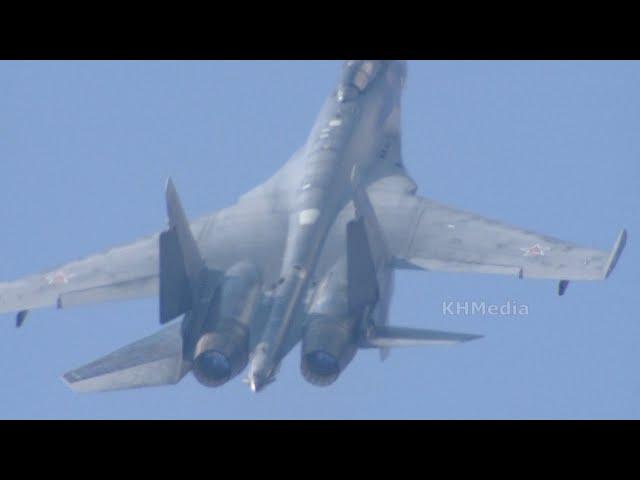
(62, 322, 190, 393)
(363, 326, 482, 348)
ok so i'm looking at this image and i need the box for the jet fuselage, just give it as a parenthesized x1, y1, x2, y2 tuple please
(248, 60, 407, 391)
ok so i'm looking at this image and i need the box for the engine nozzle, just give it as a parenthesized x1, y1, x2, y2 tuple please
(301, 317, 357, 387)
(193, 327, 249, 388)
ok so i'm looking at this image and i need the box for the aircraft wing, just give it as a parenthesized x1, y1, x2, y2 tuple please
(373, 190, 626, 285)
(2, 180, 626, 320)
(0, 233, 162, 318)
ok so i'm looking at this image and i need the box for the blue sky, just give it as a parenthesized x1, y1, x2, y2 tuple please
(1, 60, 638, 419)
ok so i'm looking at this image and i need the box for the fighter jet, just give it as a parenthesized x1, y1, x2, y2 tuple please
(0, 61, 627, 393)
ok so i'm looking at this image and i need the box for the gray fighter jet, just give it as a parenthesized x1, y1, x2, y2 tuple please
(0, 61, 627, 393)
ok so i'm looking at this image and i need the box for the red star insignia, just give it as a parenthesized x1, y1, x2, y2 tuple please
(45, 271, 73, 285)
(520, 244, 549, 257)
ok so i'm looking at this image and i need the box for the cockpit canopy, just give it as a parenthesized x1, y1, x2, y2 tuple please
(336, 60, 407, 103)
(345, 60, 380, 90)
(336, 60, 382, 102)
